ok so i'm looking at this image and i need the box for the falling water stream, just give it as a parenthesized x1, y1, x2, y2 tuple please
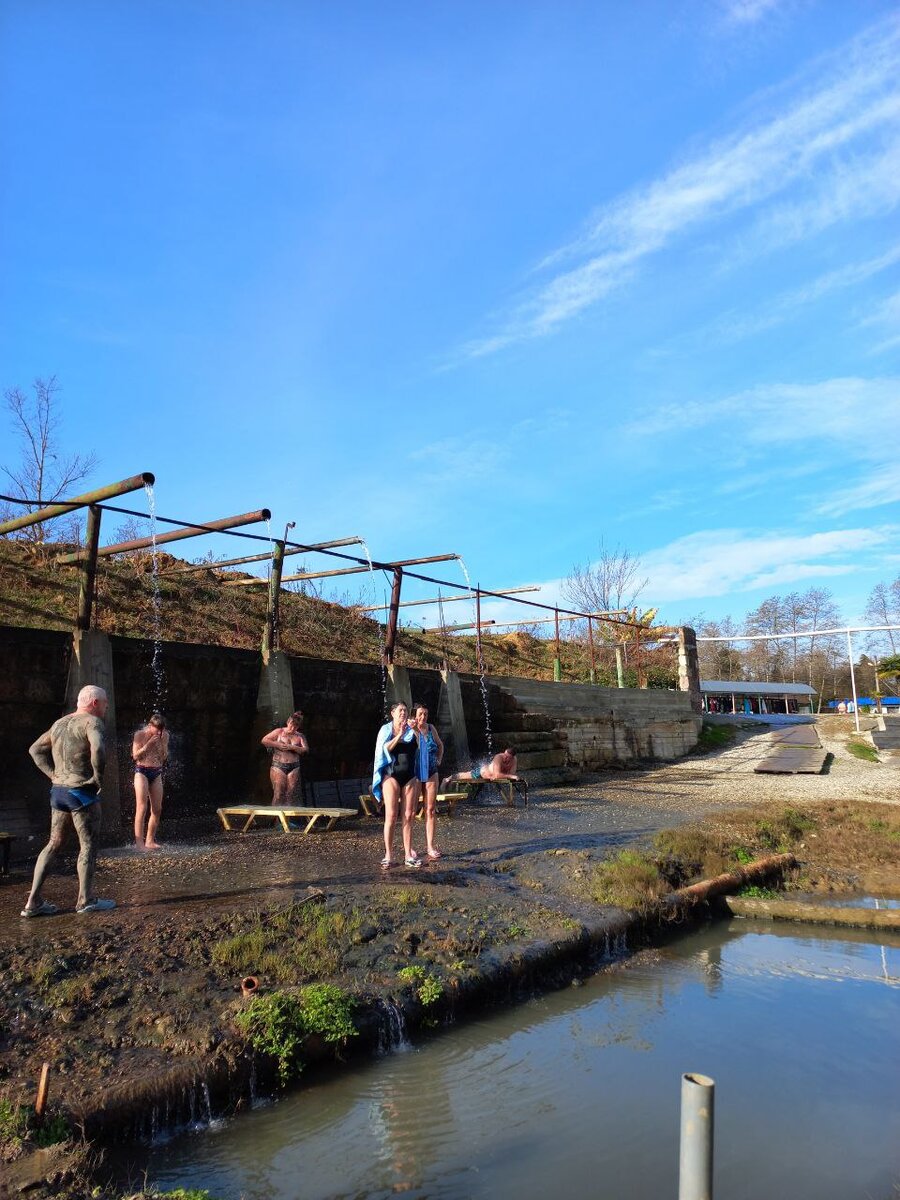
(143, 482, 166, 711)
(458, 555, 493, 757)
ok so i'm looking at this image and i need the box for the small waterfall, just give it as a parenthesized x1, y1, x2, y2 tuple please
(375, 998, 411, 1053)
(458, 556, 493, 756)
(144, 482, 166, 711)
(265, 518, 279, 649)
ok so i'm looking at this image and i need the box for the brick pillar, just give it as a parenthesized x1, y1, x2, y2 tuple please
(677, 627, 703, 714)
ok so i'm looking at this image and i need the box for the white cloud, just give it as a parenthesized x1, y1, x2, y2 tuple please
(639, 526, 894, 602)
(461, 14, 900, 356)
(720, 0, 782, 25)
(816, 464, 900, 518)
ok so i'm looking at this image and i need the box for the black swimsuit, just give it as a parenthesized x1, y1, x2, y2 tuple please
(388, 736, 417, 788)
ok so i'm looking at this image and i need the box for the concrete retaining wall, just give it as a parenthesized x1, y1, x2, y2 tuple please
(0, 624, 697, 853)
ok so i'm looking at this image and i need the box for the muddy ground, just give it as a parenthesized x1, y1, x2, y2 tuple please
(1, 719, 898, 1194)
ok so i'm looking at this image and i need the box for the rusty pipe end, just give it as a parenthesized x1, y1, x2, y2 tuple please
(141, 472, 156, 487)
(240, 976, 259, 998)
(261, 509, 272, 522)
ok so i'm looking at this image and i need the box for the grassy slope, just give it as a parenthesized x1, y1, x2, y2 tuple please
(0, 540, 652, 681)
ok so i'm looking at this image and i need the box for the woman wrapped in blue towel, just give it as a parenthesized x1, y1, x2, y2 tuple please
(371, 702, 428, 869)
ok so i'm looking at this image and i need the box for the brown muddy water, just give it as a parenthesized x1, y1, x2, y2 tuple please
(135, 919, 900, 1200)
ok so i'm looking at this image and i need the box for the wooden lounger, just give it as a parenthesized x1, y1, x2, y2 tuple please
(217, 805, 358, 834)
(445, 779, 528, 808)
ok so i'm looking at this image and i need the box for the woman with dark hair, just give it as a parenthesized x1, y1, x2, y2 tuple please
(371, 702, 426, 869)
(410, 702, 444, 860)
(261, 711, 309, 806)
(132, 712, 170, 850)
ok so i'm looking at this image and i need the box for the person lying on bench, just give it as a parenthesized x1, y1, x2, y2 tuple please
(261, 712, 309, 806)
(442, 748, 518, 787)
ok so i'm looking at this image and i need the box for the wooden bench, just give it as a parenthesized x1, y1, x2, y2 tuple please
(0, 832, 15, 876)
(217, 806, 358, 834)
(446, 778, 528, 808)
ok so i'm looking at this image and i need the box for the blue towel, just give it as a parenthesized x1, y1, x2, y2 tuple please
(371, 723, 428, 802)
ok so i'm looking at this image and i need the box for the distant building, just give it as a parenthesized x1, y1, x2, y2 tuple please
(700, 680, 816, 716)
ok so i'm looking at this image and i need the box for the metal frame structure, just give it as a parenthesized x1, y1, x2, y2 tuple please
(697, 624, 900, 732)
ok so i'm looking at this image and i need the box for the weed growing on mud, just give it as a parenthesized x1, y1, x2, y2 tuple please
(397, 966, 443, 1006)
(739, 885, 779, 899)
(211, 901, 360, 984)
(236, 985, 358, 1086)
(590, 850, 668, 912)
(0, 1097, 70, 1157)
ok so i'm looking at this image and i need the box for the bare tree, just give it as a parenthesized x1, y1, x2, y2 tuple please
(563, 542, 647, 620)
(865, 577, 900, 654)
(1, 377, 98, 545)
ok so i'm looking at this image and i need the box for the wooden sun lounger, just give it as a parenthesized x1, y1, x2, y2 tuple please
(217, 805, 358, 834)
(442, 778, 528, 808)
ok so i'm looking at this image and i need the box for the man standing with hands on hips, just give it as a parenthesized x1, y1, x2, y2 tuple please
(21, 684, 116, 917)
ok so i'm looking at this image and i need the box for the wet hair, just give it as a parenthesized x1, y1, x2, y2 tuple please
(77, 685, 107, 708)
(148, 712, 166, 730)
(288, 711, 304, 728)
(390, 701, 408, 714)
(413, 702, 428, 716)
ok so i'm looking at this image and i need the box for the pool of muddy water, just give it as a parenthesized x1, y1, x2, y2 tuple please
(138, 920, 900, 1199)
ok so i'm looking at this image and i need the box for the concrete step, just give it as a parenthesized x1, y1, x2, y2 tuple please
(516, 749, 568, 770)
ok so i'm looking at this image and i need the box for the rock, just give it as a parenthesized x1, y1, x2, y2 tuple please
(354, 925, 378, 945)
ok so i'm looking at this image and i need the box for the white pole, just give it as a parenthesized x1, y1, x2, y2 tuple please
(847, 629, 860, 734)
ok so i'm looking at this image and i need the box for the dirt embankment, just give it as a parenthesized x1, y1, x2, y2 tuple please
(1, 730, 898, 1200)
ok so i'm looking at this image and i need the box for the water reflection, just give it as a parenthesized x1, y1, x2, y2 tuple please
(142, 921, 900, 1200)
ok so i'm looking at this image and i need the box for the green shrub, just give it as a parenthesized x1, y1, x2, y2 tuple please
(397, 966, 444, 1006)
(235, 985, 358, 1086)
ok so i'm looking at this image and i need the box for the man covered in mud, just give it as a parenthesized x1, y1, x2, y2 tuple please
(443, 747, 519, 786)
(261, 711, 309, 805)
(22, 684, 116, 917)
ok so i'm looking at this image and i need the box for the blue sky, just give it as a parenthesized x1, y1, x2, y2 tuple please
(1, 0, 898, 635)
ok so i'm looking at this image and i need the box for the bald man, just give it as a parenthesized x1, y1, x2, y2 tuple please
(22, 684, 116, 917)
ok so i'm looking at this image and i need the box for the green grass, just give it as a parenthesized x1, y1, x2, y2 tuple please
(847, 738, 879, 763)
(695, 722, 737, 753)
(590, 850, 668, 911)
(211, 901, 361, 983)
(397, 966, 444, 1006)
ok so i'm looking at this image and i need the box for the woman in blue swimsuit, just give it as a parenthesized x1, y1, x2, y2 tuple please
(410, 703, 444, 860)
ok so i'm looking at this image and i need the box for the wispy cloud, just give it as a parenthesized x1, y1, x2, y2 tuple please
(860, 287, 900, 354)
(639, 526, 895, 602)
(461, 14, 900, 357)
(719, 0, 783, 26)
(656, 242, 900, 349)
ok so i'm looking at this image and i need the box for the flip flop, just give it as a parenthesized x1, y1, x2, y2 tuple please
(20, 900, 58, 918)
(426, 849, 442, 860)
(380, 857, 394, 870)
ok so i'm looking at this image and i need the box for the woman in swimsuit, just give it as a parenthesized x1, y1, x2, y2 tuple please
(410, 703, 444, 860)
(260, 712, 309, 806)
(372, 702, 424, 869)
(132, 713, 170, 850)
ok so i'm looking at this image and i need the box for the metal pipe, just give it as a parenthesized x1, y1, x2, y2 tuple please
(588, 616, 596, 684)
(475, 586, 484, 674)
(383, 567, 404, 665)
(57, 509, 272, 563)
(226, 552, 460, 586)
(0, 472, 155, 536)
(553, 607, 561, 681)
(679, 1073, 714, 1200)
(356, 585, 540, 612)
(34, 1062, 51, 1120)
(76, 506, 103, 631)
(424, 611, 626, 633)
(431, 619, 496, 633)
(615, 645, 625, 688)
(847, 628, 860, 734)
(160, 535, 364, 575)
(263, 540, 286, 658)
